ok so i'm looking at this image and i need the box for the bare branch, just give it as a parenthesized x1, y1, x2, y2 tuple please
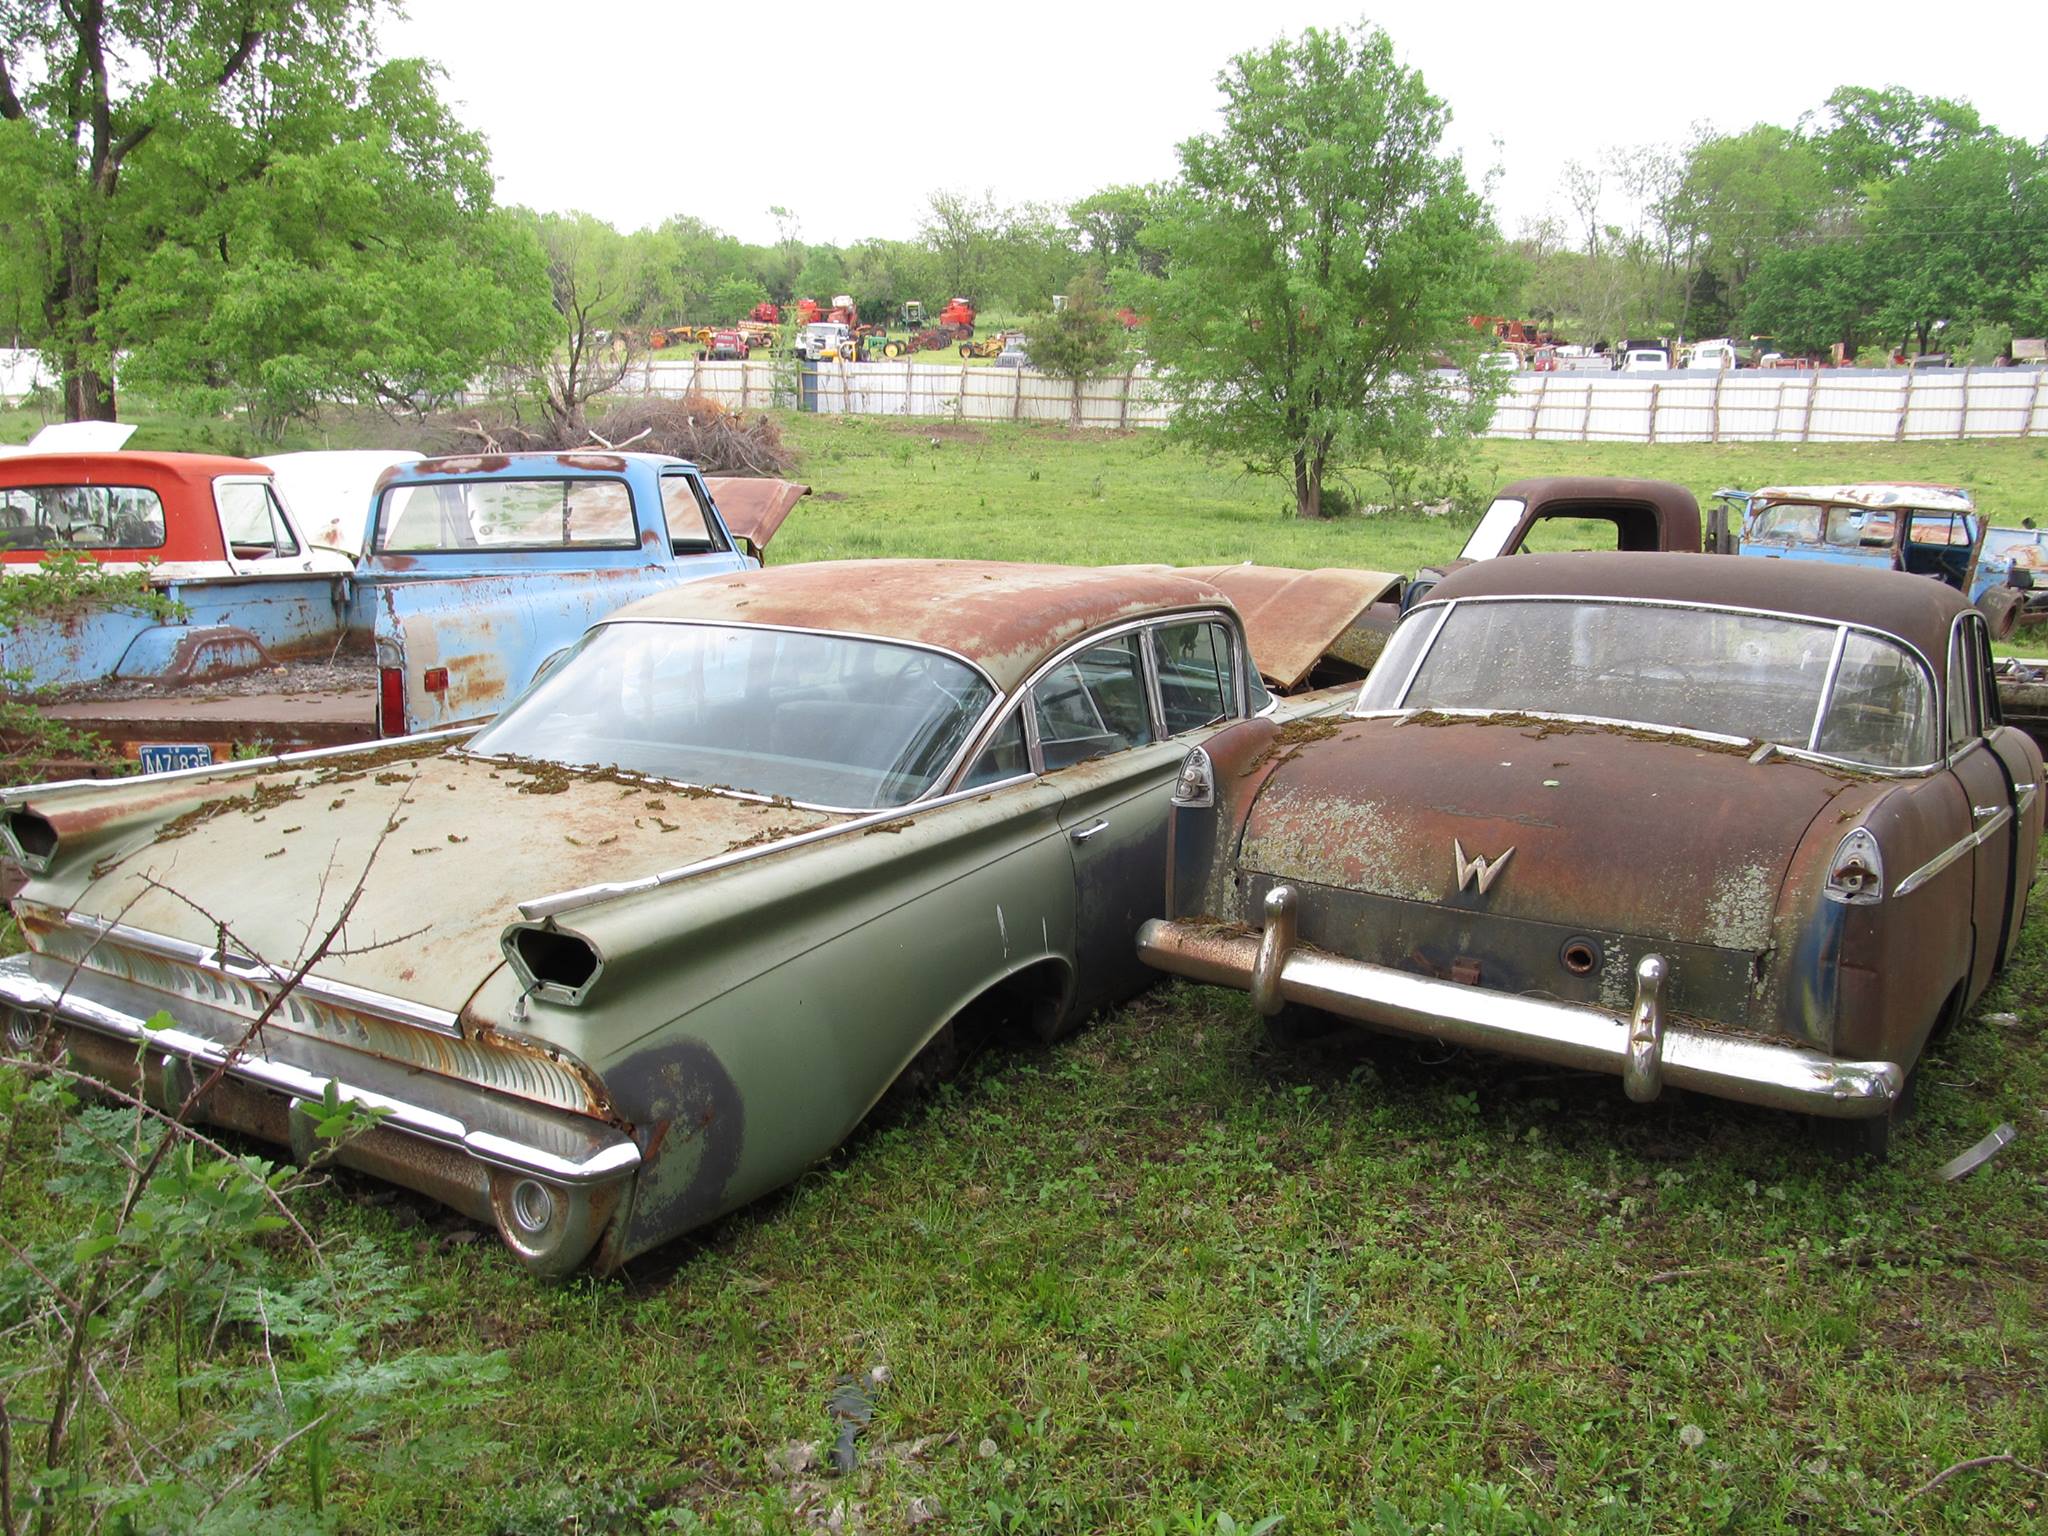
(1903, 1453, 2048, 1504)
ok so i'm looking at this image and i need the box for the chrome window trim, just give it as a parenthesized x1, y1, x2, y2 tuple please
(54, 911, 463, 1037)
(1150, 614, 1245, 739)
(575, 615, 1000, 697)
(1383, 593, 1943, 775)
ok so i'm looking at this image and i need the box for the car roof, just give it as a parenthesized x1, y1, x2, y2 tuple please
(376, 450, 698, 488)
(1752, 482, 1974, 513)
(0, 450, 270, 487)
(1425, 550, 1970, 667)
(602, 558, 1234, 692)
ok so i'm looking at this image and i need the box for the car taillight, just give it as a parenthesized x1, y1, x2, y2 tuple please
(378, 666, 406, 738)
(1824, 827, 1884, 905)
(1171, 747, 1215, 809)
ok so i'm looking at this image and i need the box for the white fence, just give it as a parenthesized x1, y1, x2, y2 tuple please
(0, 349, 51, 405)
(593, 357, 2048, 446)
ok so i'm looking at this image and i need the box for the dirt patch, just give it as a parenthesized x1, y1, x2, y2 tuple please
(1240, 714, 1347, 778)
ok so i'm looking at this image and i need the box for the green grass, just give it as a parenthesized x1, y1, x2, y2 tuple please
(3, 404, 2048, 1531)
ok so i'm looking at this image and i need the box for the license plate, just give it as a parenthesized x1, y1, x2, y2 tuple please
(137, 744, 214, 773)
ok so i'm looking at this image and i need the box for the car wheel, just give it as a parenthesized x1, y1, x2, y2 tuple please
(1977, 586, 2022, 641)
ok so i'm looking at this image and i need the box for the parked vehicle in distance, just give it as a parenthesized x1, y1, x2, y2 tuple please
(993, 340, 1033, 369)
(0, 559, 1393, 1273)
(1140, 552, 2042, 1155)
(1475, 351, 1520, 374)
(1529, 346, 1558, 372)
(1620, 348, 1670, 372)
(1909, 354, 1954, 370)
(794, 322, 852, 361)
(1689, 339, 1741, 371)
(698, 329, 751, 361)
(1736, 482, 2028, 638)
(9, 452, 788, 769)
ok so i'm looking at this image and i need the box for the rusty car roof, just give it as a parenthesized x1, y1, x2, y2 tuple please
(0, 449, 271, 487)
(1751, 483, 1975, 513)
(601, 559, 1233, 692)
(1496, 476, 1703, 548)
(1426, 551, 1971, 667)
(1157, 565, 1400, 690)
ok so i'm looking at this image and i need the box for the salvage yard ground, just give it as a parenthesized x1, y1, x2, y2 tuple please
(1, 406, 2045, 1531)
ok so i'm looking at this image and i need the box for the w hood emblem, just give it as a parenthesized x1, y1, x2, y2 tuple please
(1453, 839, 1514, 895)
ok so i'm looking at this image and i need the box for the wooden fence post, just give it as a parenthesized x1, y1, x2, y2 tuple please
(958, 364, 967, 422)
(1710, 373, 1723, 443)
(2027, 370, 2045, 439)
(1895, 371, 1912, 442)
(1956, 366, 1971, 440)
(1647, 382, 1659, 444)
(1579, 381, 1593, 442)
(1013, 368, 1025, 421)
(1529, 374, 1547, 439)
(1118, 366, 1134, 430)
(1800, 373, 1818, 442)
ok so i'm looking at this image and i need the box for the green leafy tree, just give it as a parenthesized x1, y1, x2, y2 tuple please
(707, 274, 768, 323)
(1, 1, 552, 423)
(1025, 276, 1127, 425)
(1669, 126, 1830, 323)
(1743, 240, 1871, 356)
(1130, 22, 1505, 519)
(1071, 184, 1166, 279)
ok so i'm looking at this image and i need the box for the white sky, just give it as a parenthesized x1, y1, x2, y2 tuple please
(384, 0, 2048, 248)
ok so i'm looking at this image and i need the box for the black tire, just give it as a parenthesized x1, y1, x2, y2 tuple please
(1977, 586, 2022, 641)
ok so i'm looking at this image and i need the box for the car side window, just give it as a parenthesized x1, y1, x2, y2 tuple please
(217, 481, 300, 559)
(1975, 618, 2002, 729)
(1946, 625, 1978, 747)
(1031, 635, 1155, 770)
(1155, 619, 1239, 734)
(661, 475, 725, 555)
(959, 711, 1028, 788)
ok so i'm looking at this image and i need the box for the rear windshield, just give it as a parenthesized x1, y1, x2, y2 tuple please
(1359, 597, 1937, 769)
(467, 622, 996, 810)
(0, 484, 167, 551)
(375, 477, 638, 553)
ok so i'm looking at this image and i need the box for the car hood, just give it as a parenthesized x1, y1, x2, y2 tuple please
(49, 746, 845, 1013)
(1237, 713, 1860, 951)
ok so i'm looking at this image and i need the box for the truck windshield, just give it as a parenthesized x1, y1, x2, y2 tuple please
(466, 621, 997, 810)
(1357, 598, 1937, 769)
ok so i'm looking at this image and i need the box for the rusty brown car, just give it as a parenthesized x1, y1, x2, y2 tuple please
(0, 559, 1383, 1274)
(1139, 552, 2042, 1153)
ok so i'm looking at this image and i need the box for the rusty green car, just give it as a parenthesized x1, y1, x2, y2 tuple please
(0, 560, 1381, 1274)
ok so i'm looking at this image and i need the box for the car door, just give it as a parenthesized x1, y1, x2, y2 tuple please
(1973, 614, 2044, 955)
(1945, 613, 2018, 1003)
(1040, 615, 1258, 1025)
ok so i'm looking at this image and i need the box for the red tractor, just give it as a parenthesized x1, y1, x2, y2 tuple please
(749, 301, 781, 326)
(937, 297, 977, 338)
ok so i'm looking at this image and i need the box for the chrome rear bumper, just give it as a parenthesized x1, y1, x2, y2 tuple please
(1138, 886, 1904, 1119)
(0, 952, 640, 1185)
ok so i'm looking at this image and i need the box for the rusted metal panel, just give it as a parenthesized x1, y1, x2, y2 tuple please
(1174, 565, 1401, 690)
(703, 477, 809, 552)
(602, 560, 1232, 694)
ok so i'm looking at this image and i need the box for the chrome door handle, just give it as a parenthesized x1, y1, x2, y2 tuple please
(1974, 804, 2004, 818)
(1070, 818, 1110, 843)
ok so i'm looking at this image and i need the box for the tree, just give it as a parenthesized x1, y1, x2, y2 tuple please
(0, 1, 547, 421)
(1071, 185, 1166, 279)
(707, 274, 768, 323)
(1130, 22, 1505, 519)
(920, 189, 1002, 303)
(1670, 126, 1830, 322)
(1025, 276, 1126, 426)
(523, 214, 636, 441)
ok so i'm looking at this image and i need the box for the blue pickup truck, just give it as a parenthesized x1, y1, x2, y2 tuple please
(15, 450, 799, 767)
(1729, 482, 2030, 638)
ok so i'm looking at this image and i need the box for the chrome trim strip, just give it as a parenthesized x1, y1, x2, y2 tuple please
(1894, 807, 2013, 898)
(1137, 911, 1904, 1119)
(575, 615, 1001, 696)
(0, 727, 476, 804)
(518, 775, 1040, 921)
(56, 912, 462, 1036)
(0, 956, 638, 1185)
